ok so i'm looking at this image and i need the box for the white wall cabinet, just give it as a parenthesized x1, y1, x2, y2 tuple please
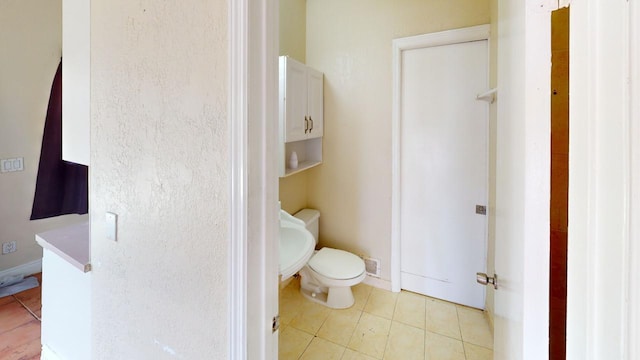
(279, 56, 324, 177)
(62, 0, 90, 166)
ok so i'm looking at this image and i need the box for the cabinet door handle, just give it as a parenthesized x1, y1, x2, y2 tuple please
(309, 117, 313, 132)
(304, 116, 309, 133)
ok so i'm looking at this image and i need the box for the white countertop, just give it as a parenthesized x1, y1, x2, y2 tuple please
(36, 221, 91, 273)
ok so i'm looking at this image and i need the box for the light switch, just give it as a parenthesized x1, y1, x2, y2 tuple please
(106, 212, 118, 241)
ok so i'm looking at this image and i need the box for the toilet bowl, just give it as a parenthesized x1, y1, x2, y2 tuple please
(293, 209, 366, 309)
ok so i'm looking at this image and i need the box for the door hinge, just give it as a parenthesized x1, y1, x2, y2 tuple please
(272, 315, 280, 333)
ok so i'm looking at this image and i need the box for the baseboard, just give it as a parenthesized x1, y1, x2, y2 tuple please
(41, 344, 63, 360)
(484, 306, 495, 334)
(363, 275, 393, 291)
(0, 259, 42, 284)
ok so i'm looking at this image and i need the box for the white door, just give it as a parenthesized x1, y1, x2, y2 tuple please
(399, 39, 488, 309)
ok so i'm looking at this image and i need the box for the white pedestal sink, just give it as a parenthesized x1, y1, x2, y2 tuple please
(279, 217, 315, 281)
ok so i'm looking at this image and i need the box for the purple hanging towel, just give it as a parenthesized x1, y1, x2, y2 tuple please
(30, 60, 88, 220)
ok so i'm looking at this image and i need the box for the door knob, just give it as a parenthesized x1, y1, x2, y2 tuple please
(476, 272, 498, 289)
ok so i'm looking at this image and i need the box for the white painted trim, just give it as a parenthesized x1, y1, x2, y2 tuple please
(363, 275, 392, 292)
(228, 0, 248, 358)
(40, 345, 63, 360)
(392, 25, 491, 53)
(246, 1, 280, 360)
(391, 24, 491, 293)
(628, 1, 640, 358)
(233, 1, 279, 359)
(568, 1, 633, 359)
(559, 0, 571, 9)
(0, 259, 42, 283)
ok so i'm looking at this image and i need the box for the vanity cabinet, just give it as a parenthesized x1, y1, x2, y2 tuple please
(279, 56, 324, 177)
(36, 222, 91, 360)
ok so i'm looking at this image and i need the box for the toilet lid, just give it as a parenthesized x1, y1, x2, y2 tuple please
(308, 248, 366, 280)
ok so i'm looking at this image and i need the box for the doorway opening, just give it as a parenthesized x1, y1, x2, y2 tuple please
(549, 6, 569, 360)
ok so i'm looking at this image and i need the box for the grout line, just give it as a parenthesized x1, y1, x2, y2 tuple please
(424, 298, 428, 358)
(297, 334, 316, 360)
(463, 341, 494, 351)
(455, 304, 468, 360)
(12, 295, 40, 321)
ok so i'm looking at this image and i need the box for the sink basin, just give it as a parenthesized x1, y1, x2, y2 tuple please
(279, 222, 315, 280)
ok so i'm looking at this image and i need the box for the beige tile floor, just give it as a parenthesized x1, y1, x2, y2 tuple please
(279, 277, 493, 360)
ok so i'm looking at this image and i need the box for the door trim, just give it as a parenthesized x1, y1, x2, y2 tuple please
(228, 1, 248, 358)
(229, 0, 279, 359)
(630, 2, 640, 358)
(568, 1, 639, 358)
(390, 25, 491, 292)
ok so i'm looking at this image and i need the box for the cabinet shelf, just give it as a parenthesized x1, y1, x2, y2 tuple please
(284, 160, 322, 177)
(279, 137, 322, 178)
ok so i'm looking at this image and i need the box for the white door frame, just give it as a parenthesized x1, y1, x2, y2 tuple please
(567, 1, 640, 359)
(390, 25, 491, 293)
(229, 0, 279, 359)
(630, 2, 640, 357)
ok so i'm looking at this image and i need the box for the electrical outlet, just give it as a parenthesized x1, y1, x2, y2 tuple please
(0, 158, 24, 173)
(2, 241, 17, 254)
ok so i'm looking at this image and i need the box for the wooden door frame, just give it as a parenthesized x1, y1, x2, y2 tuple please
(390, 24, 491, 293)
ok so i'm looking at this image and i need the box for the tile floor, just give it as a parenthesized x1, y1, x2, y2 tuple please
(0, 273, 42, 360)
(279, 277, 493, 360)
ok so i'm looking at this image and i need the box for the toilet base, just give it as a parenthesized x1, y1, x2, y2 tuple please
(299, 269, 356, 309)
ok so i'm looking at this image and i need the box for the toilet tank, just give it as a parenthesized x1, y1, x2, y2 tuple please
(294, 209, 320, 244)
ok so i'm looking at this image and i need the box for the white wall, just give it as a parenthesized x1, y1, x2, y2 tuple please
(305, 0, 490, 282)
(89, 1, 229, 358)
(493, 1, 551, 358)
(278, 0, 309, 215)
(0, 0, 88, 273)
(279, 0, 306, 63)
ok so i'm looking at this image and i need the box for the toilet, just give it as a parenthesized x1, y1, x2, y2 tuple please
(293, 209, 366, 309)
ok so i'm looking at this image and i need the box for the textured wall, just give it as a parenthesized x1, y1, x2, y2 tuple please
(279, 0, 309, 215)
(0, 0, 88, 273)
(306, 0, 491, 281)
(279, 0, 306, 63)
(90, 1, 228, 358)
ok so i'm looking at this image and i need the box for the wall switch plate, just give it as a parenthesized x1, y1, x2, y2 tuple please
(1, 158, 24, 173)
(106, 212, 118, 241)
(2, 241, 17, 254)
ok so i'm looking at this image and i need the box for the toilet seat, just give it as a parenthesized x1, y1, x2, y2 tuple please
(308, 248, 365, 280)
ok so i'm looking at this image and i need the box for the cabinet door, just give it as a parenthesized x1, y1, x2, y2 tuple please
(284, 58, 308, 142)
(306, 68, 324, 139)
